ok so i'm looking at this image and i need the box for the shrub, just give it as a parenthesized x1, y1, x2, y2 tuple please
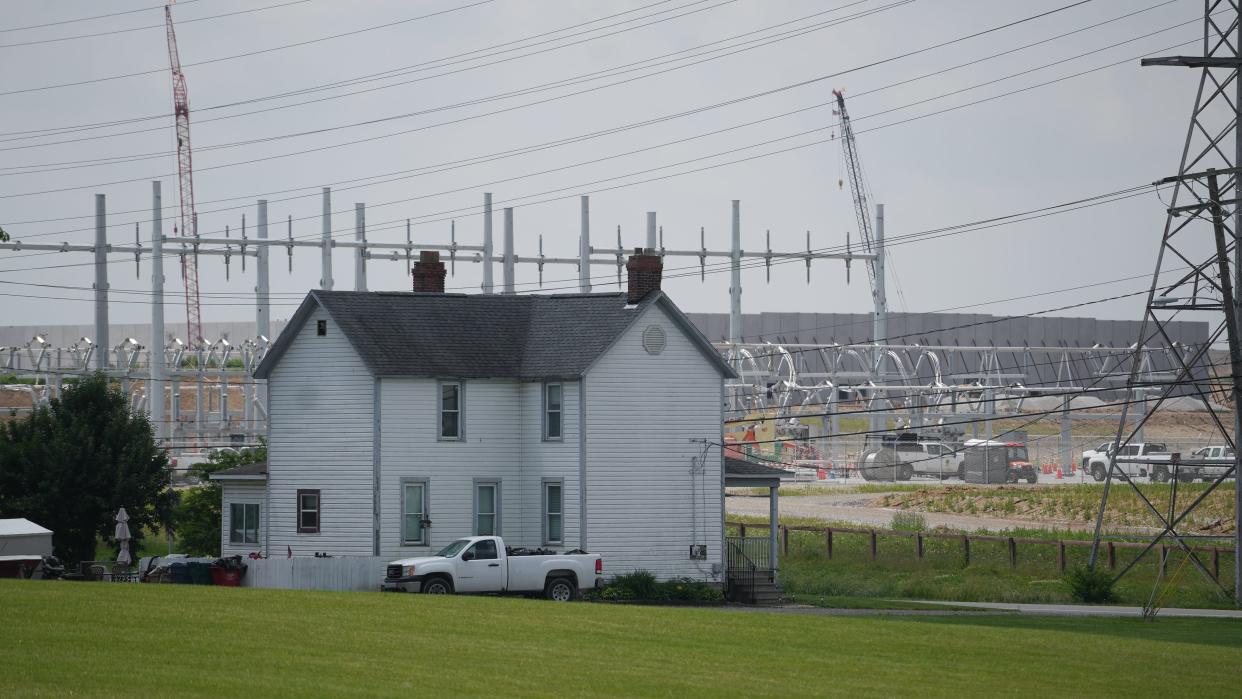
(1064, 565, 1117, 604)
(890, 512, 927, 532)
(590, 571, 723, 604)
(610, 570, 660, 600)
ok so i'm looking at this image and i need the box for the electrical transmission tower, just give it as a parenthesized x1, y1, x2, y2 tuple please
(165, 4, 203, 345)
(1089, 1, 1242, 608)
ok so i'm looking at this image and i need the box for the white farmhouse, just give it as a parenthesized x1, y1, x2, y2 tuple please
(216, 249, 734, 582)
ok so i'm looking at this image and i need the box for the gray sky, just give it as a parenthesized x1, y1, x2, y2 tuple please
(0, 0, 1212, 338)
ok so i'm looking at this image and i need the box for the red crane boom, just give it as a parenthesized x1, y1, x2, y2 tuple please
(165, 4, 203, 345)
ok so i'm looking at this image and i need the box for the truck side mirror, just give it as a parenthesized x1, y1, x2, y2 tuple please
(462, 551, 474, 561)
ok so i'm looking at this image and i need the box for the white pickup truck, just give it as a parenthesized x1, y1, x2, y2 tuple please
(1083, 442, 1169, 482)
(1179, 446, 1236, 483)
(381, 536, 603, 601)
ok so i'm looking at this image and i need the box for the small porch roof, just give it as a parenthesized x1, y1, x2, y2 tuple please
(725, 457, 793, 489)
(209, 462, 268, 481)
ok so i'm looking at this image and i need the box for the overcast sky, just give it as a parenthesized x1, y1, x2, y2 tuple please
(0, 0, 1218, 340)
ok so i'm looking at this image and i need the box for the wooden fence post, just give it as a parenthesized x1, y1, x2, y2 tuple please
(962, 535, 970, 566)
(1107, 541, 1116, 570)
(869, 530, 878, 560)
(1159, 545, 1167, 576)
(916, 533, 924, 560)
(1213, 548, 1220, 580)
(825, 529, 834, 560)
(1057, 541, 1066, 574)
(738, 523, 746, 537)
(782, 526, 789, 555)
(1007, 537, 1017, 569)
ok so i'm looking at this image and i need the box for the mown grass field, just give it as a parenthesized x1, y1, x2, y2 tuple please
(730, 516, 1238, 609)
(1, 580, 1239, 698)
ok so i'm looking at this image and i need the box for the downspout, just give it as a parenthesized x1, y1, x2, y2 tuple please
(373, 377, 382, 556)
(579, 378, 588, 551)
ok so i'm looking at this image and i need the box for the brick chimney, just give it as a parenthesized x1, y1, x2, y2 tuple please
(411, 251, 446, 293)
(626, 247, 662, 304)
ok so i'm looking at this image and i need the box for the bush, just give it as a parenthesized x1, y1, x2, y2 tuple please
(585, 570, 722, 604)
(1064, 565, 1117, 604)
(890, 512, 927, 532)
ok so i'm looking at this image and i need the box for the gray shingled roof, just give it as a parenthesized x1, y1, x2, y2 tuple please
(725, 457, 794, 479)
(256, 289, 735, 380)
(209, 461, 268, 480)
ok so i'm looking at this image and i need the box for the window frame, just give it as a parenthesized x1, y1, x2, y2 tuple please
(296, 489, 321, 534)
(542, 478, 564, 546)
(543, 382, 564, 442)
(438, 380, 464, 441)
(400, 478, 429, 546)
(229, 502, 260, 545)
(473, 479, 501, 536)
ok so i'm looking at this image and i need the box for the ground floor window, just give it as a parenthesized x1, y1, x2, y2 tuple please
(475, 481, 499, 536)
(402, 480, 428, 545)
(543, 480, 563, 545)
(229, 503, 259, 544)
(297, 490, 320, 533)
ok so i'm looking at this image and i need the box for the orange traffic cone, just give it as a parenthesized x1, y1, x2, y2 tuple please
(1055, 467, 1063, 480)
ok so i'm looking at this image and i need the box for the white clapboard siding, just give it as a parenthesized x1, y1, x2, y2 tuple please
(379, 378, 522, 558)
(517, 380, 581, 550)
(220, 482, 265, 557)
(585, 302, 724, 581)
(242, 555, 389, 592)
(267, 306, 374, 556)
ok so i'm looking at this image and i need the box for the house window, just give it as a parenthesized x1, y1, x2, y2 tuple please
(474, 481, 499, 536)
(316, 319, 327, 336)
(229, 503, 259, 544)
(401, 480, 428, 545)
(297, 489, 320, 534)
(440, 381, 462, 440)
(543, 480, 563, 545)
(544, 383, 563, 441)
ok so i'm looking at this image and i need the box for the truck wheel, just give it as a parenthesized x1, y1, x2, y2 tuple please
(1091, 464, 1106, 482)
(1176, 471, 1194, 484)
(421, 577, 453, 595)
(956, 465, 965, 480)
(1026, 473, 1038, 484)
(898, 464, 914, 481)
(1152, 466, 1170, 483)
(545, 577, 577, 602)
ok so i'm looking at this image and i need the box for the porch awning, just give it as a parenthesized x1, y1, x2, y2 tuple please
(725, 457, 793, 489)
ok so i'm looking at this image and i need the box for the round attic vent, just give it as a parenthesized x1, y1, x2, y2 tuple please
(642, 324, 667, 355)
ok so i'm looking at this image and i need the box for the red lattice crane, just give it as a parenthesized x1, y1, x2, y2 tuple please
(165, 4, 203, 344)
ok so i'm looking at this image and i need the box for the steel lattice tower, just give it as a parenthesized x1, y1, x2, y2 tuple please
(1090, 0, 1242, 608)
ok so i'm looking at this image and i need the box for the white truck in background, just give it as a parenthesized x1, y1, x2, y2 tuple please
(1083, 442, 1170, 482)
(1179, 446, 1236, 483)
(381, 536, 602, 601)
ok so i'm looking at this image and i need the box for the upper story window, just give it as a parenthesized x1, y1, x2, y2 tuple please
(475, 481, 498, 536)
(297, 490, 320, 534)
(544, 383, 563, 441)
(440, 381, 462, 440)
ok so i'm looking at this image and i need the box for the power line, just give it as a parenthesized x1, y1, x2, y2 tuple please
(0, 0, 313, 50)
(0, 0, 205, 34)
(0, 0, 1102, 200)
(0, 0, 498, 98)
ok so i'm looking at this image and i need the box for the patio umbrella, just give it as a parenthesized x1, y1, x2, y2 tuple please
(114, 507, 132, 566)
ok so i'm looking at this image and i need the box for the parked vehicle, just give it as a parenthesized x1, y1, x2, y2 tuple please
(1179, 446, 1236, 483)
(1083, 442, 1169, 482)
(381, 536, 602, 600)
(1080, 441, 1114, 474)
(859, 433, 966, 481)
(962, 439, 1038, 483)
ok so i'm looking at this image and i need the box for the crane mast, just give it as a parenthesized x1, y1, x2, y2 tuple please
(833, 89, 884, 315)
(165, 4, 203, 345)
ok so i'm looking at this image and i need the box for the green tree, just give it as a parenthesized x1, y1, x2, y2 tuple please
(0, 226, 8, 242)
(0, 372, 173, 563)
(174, 444, 266, 556)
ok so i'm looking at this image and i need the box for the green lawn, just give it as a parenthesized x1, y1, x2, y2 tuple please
(730, 518, 1238, 609)
(1, 581, 1239, 697)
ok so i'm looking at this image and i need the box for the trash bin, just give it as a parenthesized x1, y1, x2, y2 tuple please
(188, 562, 213, 585)
(169, 562, 191, 585)
(209, 565, 243, 587)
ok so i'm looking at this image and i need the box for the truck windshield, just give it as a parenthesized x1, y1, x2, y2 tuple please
(435, 539, 471, 558)
(1009, 446, 1029, 462)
